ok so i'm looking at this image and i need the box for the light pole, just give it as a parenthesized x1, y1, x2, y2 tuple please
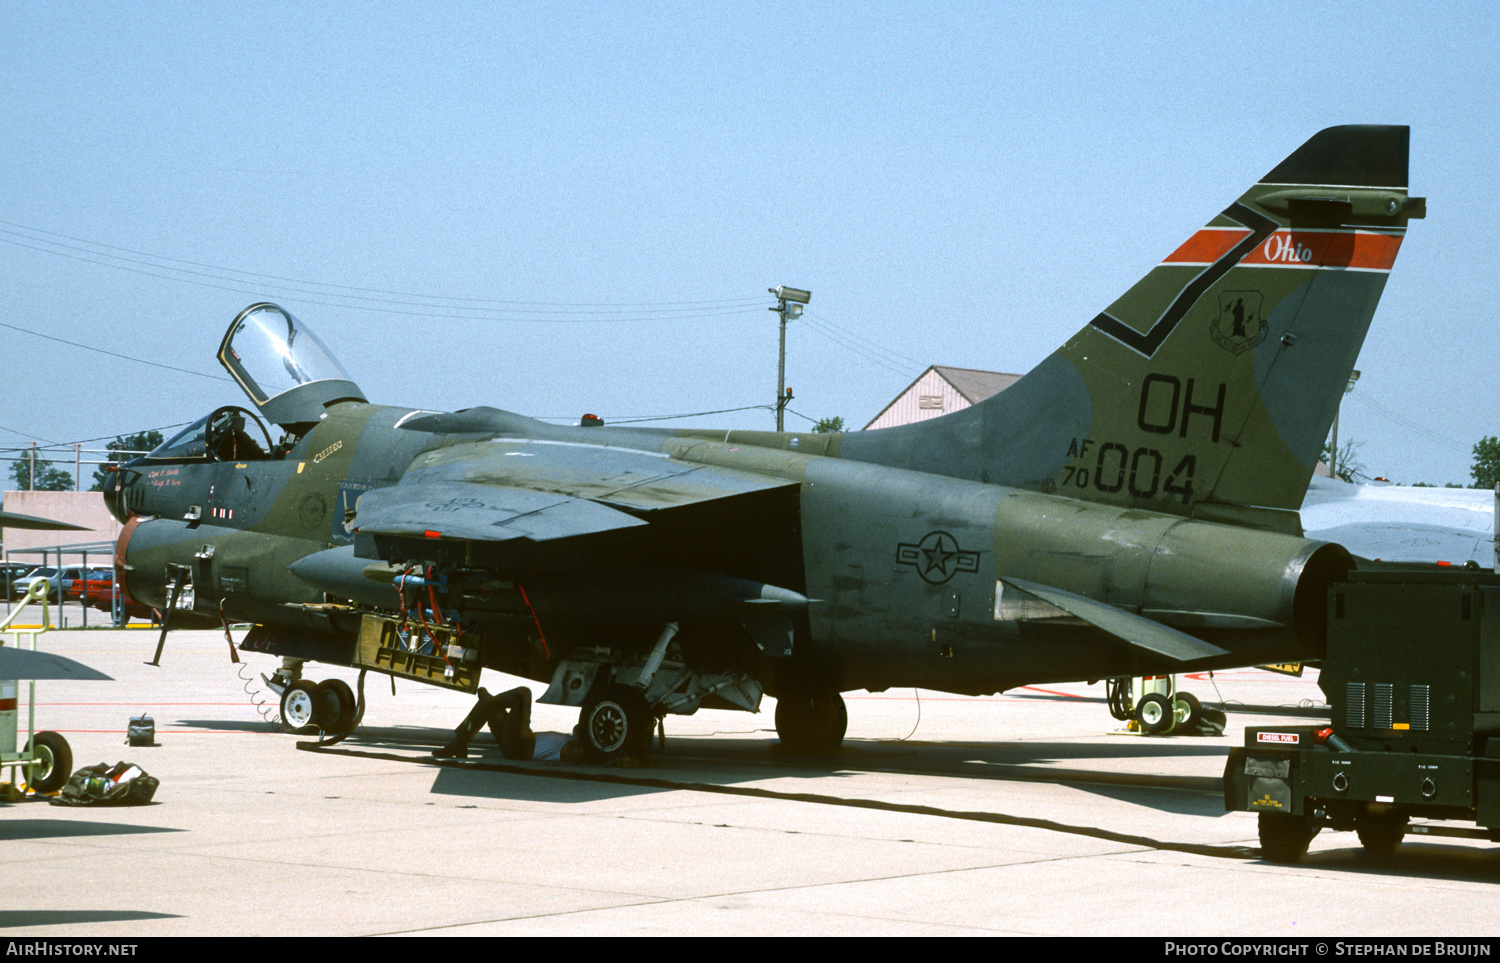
(769, 285, 811, 431)
(1329, 369, 1360, 479)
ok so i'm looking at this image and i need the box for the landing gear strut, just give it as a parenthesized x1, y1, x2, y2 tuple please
(571, 624, 678, 762)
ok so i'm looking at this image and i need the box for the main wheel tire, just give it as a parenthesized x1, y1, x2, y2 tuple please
(1258, 811, 1319, 864)
(1137, 692, 1174, 734)
(280, 680, 326, 734)
(579, 684, 650, 762)
(1356, 813, 1408, 856)
(775, 691, 848, 755)
(319, 678, 358, 735)
(26, 731, 72, 794)
(1174, 691, 1203, 729)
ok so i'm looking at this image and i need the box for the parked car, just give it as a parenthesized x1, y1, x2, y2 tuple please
(65, 569, 116, 602)
(66, 568, 155, 624)
(1, 562, 37, 597)
(13, 565, 97, 601)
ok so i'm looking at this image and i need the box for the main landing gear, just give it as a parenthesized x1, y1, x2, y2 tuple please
(774, 690, 847, 755)
(545, 623, 779, 763)
(578, 683, 652, 762)
(549, 622, 767, 763)
(567, 624, 679, 763)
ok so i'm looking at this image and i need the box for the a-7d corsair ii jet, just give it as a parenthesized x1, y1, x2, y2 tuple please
(105, 125, 1422, 760)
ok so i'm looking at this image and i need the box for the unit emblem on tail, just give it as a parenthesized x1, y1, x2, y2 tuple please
(1211, 291, 1266, 354)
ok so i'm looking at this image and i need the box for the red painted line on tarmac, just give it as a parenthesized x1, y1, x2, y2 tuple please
(1015, 685, 1086, 698)
(19, 728, 263, 734)
(1181, 669, 1313, 681)
(28, 702, 248, 707)
(851, 694, 986, 702)
(854, 687, 1087, 701)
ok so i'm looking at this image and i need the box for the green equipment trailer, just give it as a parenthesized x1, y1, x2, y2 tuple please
(1224, 567, 1500, 862)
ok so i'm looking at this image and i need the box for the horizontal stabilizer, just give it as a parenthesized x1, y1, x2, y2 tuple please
(0, 647, 112, 681)
(0, 510, 89, 531)
(999, 577, 1228, 662)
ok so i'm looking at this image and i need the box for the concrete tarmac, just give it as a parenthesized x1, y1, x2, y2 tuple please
(2, 627, 1498, 937)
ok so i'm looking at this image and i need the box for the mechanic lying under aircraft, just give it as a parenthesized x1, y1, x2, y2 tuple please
(104, 125, 1423, 761)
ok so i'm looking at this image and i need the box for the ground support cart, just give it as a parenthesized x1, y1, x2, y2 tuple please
(1224, 568, 1500, 861)
(0, 583, 72, 795)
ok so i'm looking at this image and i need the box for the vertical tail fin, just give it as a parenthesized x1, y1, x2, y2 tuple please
(843, 125, 1423, 520)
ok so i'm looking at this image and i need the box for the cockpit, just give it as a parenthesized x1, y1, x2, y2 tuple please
(139, 303, 369, 465)
(104, 303, 370, 523)
(218, 303, 366, 427)
(148, 408, 274, 462)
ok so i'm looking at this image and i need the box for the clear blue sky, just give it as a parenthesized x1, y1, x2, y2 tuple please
(2, 1, 1495, 486)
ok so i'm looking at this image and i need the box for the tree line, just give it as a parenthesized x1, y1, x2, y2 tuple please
(6, 431, 164, 493)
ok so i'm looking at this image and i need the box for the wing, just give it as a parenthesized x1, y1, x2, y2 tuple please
(353, 436, 797, 545)
(352, 479, 648, 543)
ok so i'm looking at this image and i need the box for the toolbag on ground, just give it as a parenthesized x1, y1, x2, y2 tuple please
(49, 762, 159, 806)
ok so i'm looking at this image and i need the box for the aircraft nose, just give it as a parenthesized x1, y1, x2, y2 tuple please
(102, 469, 129, 524)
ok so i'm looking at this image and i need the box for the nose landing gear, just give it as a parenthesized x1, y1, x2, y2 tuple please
(270, 662, 360, 737)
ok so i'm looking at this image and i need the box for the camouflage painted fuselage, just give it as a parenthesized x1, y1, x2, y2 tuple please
(111, 124, 1420, 711)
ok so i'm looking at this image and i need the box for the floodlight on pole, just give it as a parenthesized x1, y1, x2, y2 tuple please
(1329, 369, 1361, 480)
(769, 285, 812, 431)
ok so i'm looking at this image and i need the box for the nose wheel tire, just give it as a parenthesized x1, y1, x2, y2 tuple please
(579, 684, 650, 763)
(318, 678, 359, 735)
(280, 680, 326, 734)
